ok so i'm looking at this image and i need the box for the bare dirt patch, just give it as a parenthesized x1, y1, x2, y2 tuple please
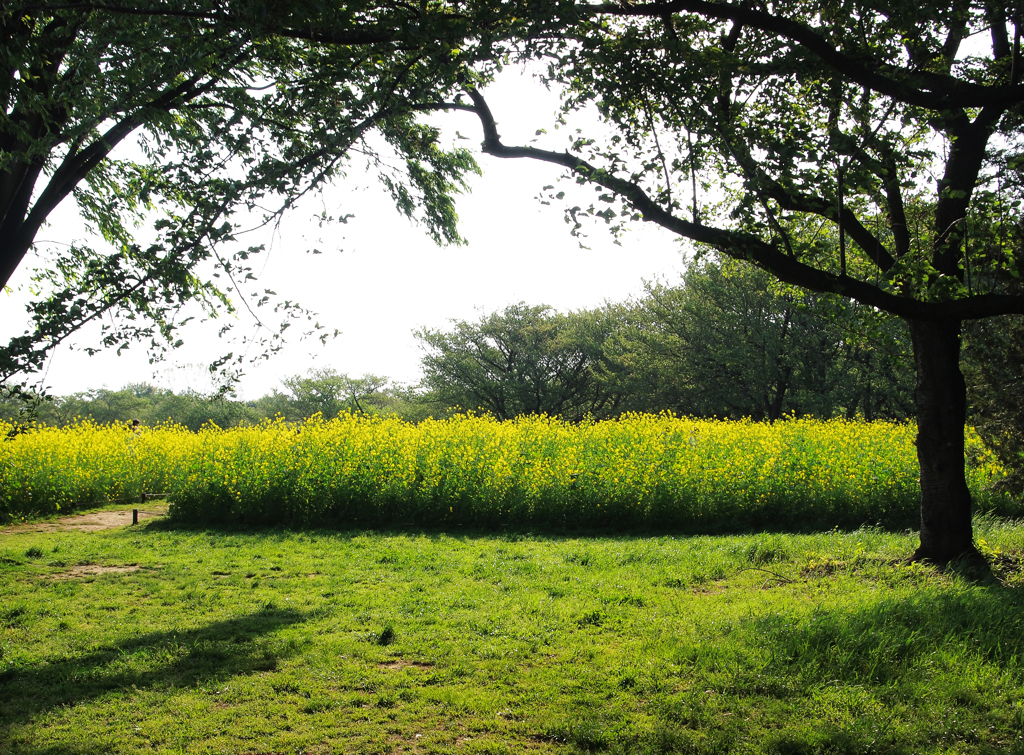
(1, 504, 169, 535)
(50, 563, 143, 580)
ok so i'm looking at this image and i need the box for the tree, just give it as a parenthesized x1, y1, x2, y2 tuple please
(1, 0, 536, 386)
(449, 0, 1024, 561)
(415, 302, 622, 420)
(57, 386, 152, 425)
(278, 368, 392, 419)
(605, 255, 915, 420)
(965, 316, 1024, 497)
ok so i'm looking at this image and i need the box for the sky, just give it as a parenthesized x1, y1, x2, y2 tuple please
(3, 66, 688, 401)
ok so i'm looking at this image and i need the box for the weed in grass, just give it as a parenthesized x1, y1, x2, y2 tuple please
(1, 606, 27, 628)
(369, 624, 397, 646)
(544, 717, 611, 751)
(744, 534, 793, 565)
(565, 550, 595, 566)
(576, 609, 604, 627)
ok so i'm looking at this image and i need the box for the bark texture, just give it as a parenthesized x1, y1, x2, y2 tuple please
(909, 319, 976, 563)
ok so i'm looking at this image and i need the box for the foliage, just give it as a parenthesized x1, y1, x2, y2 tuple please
(605, 255, 916, 421)
(3, 523, 1024, 753)
(497, 0, 1024, 320)
(412, 257, 917, 422)
(0, 0, 541, 385)
(1, 414, 1012, 528)
(963, 202, 1024, 495)
(0, 371, 411, 429)
(0, 383, 263, 432)
(415, 302, 622, 421)
(965, 308, 1024, 497)
(454, 0, 1024, 560)
(276, 368, 393, 420)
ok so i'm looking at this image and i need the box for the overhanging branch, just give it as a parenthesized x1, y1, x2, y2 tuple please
(464, 87, 1024, 323)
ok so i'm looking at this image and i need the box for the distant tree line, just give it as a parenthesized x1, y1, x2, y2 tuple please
(1, 382, 263, 432)
(415, 255, 917, 423)
(0, 371, 412, 432)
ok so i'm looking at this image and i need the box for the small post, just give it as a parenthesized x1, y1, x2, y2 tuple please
(132, 509, 139, 525)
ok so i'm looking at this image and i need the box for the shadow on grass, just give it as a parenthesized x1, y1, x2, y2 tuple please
(144, 512, 916, 541)
(639, 582, 1024, 755)
(753, 578, 1024, 689)
(0, 604, 307, 728)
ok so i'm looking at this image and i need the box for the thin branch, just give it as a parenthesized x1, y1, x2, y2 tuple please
(642, 95, 673, 211)
(410, 101, 478, 114)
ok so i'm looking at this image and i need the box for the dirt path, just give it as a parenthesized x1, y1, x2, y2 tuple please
(0, 504, 170, 535)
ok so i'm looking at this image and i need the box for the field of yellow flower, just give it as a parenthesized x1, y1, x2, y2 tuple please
(0, 414, 1012, 529)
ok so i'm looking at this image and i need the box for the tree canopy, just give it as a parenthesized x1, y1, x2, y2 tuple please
(415, 302, 621, 420)
(607, 257, 915, 421)
(463, 0, 1023, 321)
(413, 261, 916, 423)
(0, 0, 547, 385)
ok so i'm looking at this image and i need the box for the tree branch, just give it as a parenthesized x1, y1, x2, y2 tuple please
(1, 42, 253, 291)
(579, 1, 1024, 110)
(464, 87, 1024, 322)
(8, 3, 466, 50)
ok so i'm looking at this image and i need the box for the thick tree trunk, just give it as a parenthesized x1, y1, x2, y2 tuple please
(908, 319, 977, 563)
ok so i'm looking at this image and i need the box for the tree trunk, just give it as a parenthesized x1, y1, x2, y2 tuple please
(908, 319, 976, 563)
(767, 364, 792, 423)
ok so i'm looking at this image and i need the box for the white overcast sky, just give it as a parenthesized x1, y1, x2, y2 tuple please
(3, 66, 688, 400)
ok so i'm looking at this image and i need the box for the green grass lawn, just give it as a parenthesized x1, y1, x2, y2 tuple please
(2, 516, 1024, 754)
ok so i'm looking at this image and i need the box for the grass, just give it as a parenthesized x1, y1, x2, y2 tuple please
(2, 516, 1024, 754)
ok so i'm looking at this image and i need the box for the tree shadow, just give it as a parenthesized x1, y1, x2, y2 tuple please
(0, 604, 307, 728)
(752, 576, 1024, 688)
(914, 549, 1024, 586)
(3, 741, 162, 755)
(724, 577, 1024, 752)
(144, 513, 915, 541)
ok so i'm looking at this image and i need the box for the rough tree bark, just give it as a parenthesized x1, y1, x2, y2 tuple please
(909, 320, 977, 563)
